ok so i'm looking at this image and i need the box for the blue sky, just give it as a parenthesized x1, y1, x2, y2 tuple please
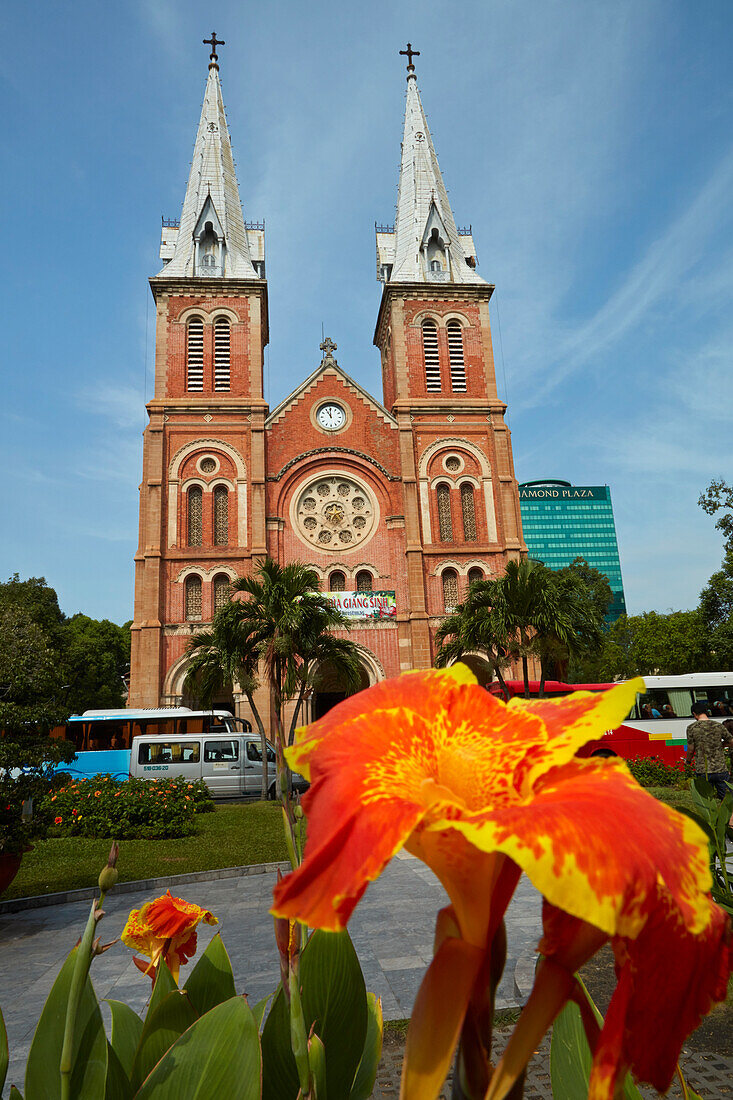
(2, 0, 732, 624)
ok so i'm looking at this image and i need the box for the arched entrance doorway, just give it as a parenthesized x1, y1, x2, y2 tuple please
(311, 658, 371, 720)
(164, 654, 236, 715)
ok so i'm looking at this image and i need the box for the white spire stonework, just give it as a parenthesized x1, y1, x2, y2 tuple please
(377, 66, 484, 286)
(158, 55, 258, 279)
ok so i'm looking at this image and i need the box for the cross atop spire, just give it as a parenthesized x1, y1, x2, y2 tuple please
(320, 336, 337, 363)
(399, 42, 420, 73)
(375, 62, 484, 286)
(203, 31, 225, 68)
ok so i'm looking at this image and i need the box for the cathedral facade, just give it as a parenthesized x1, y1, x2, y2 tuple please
(128, 44, 527, 722)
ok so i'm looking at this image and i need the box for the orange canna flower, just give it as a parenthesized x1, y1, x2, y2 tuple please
(54, 816, 62, 824)
(121, 891, 218, 985)
(272, 664, 732, 1100)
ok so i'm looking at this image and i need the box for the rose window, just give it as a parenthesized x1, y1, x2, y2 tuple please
(293, 474, 377, 552)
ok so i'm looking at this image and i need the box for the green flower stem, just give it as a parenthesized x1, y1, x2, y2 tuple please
(59, 889, 107, 1100)
(289, 964, 312, 1097)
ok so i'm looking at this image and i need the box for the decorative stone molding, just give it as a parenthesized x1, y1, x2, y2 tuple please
(290, 471, 380, 556)
(268, 447, 400, 483)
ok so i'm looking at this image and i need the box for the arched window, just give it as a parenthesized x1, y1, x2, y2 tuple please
(436, 483, 453, 542)
(185, 575, 202, 621)
(329, 571, 346, 592)
(187, 486, 203, 547)
(468, 567, 483, 587)
(422, 319, 441, 393)
(213, 573, 230, 612)
(447, 321, 466, 392)
(461, 483, 477, 541)
(186, 318, 204, 391)
(213, 485, 229, 546)
(214, 317, 230, 391)
(356, 570, 373, 592)
(442, 569, 459, 611)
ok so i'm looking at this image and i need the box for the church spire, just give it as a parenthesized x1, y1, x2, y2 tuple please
(376, 49, 484, 286)
(158, 37, 259, 279)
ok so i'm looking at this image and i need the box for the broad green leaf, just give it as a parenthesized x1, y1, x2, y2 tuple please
(25, 947, 108, 1100)
(300, 930, 368, 1100)
(144, 961, 177, 1024)
(551, 995, 643, 1100)
(130, 990, 197, 1092)
(135, 996, 261, 1099)
(261, 985, 300, 1100)
(253, 991, 274, 1029)
(106, 999, 143, 1078)
(262, 930, 369, 1100)
(349, 993, 383, 1100)
(105, 1043, 133, 1100)
(183, 933, 236, 1017)
(308, 1031, 327, 1100)
(0, 1005, 8, 1096)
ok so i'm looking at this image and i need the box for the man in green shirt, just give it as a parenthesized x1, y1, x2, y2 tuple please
(686, 702, 733, 798)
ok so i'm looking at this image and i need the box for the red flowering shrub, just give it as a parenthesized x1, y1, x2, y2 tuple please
(39, 776, 213, 839)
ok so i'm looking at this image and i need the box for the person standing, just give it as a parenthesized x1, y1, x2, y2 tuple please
(686, 702, 733, 798)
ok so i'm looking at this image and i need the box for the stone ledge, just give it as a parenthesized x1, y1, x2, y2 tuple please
(0, 861, 291, 915)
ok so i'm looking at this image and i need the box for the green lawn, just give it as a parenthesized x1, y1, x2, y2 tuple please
(5, 802, 288, 900)
(2, 786, 701, 901)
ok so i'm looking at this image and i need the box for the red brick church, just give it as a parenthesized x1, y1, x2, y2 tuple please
(128, 41, 527, 723)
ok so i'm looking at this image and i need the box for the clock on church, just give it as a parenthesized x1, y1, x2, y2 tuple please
(316, 402, 346, 431)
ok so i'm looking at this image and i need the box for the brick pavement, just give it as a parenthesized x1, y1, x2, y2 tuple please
(1, 854, 731, 1097)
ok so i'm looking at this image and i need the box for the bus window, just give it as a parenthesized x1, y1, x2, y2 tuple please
(637, 690, 691, 719)
(137, 742, 201, 765)
(246, 741, 276, 764)
(204, 740, 239, 763)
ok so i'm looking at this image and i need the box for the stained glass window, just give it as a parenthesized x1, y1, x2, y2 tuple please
(468, 567, 483, 587)
(213, 574, 230, 611)
(329, 571, 346, 591)
(461, 483, 477, 541)
(188, 486, 203, 547)
(356, 570, 373, 592)
(437, 483, 453, 542)
(185, 575, 202, 620)
(442, 569, 458, 611)
(213, 485, 228, 546)
(187, 318, 204, 391)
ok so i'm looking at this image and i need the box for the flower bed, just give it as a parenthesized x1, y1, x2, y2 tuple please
(39, 775, 214, 839)
(625, 754, 691, 789)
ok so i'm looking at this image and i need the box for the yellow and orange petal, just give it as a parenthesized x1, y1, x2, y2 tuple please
(274, 666, 710, 951)
(121, 892, 217, 963)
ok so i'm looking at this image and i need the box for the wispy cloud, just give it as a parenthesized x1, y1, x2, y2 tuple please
(77, 384, 145, 431)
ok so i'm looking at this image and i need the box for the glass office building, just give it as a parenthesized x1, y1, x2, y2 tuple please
(518, 480, 626, 621)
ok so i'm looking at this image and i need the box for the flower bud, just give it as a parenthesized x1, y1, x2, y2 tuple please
(98, 865, 118, 892)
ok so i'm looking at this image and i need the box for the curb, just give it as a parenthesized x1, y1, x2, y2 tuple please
(0, 861, 292, 915)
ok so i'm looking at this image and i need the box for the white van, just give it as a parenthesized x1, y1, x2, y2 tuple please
(129, 731, 307, 800)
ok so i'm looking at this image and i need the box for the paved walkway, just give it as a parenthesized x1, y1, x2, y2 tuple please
(1, 856, 731, 1098)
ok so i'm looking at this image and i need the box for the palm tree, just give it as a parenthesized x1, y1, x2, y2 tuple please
(183, 602, 270, 798)
(230, 559, 362, 749)
(436, 559, 598, 698)
(435, 577, 513, 698)
(185, 559, 362, 798)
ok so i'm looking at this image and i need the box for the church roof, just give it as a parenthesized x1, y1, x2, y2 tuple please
(377, 64, 485, 287)
(157, 57, 258, 279)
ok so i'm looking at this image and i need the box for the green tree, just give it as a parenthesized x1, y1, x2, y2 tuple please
(698, 550, 733, 670)
(554, 558, 612, 623)
(0, 575, 65, 646)
(61, 614, 131, 715)
(699, 478, 733, 553)
(185, 560, 362, 798)
(591, 610, 710, 680)
(184, 602, 271, 798)
(0, 606, 69, 735)
(435, 559, 601, 697)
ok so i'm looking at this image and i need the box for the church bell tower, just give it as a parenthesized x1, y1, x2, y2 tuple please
(129, 35, 268, 707)
(374, 47, 526, 668)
